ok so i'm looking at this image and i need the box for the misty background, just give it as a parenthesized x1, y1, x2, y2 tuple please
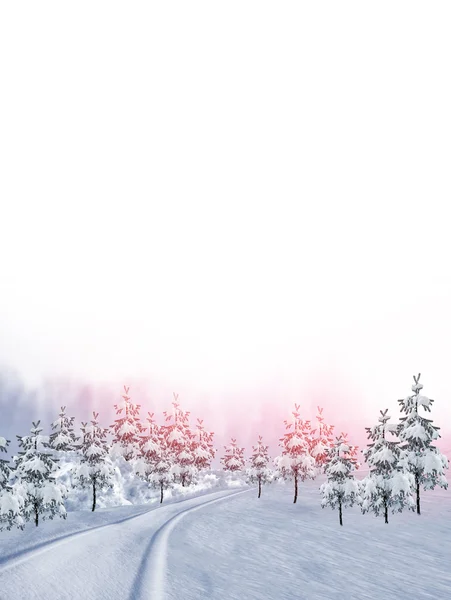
(1, 4, 450, 463)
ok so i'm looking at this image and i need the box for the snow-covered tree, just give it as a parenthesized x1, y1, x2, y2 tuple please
(274, 404, 316, 503)
(246, 435, 273, 498)
(320, 436, 360, 526)
(310, 406, 334, 471)
(397, 373, 449, 515)
(162, 394, 195, 487)
(221, 438, 245, 473)
(138, 412, 161, 464)
(136, 416, 173, 504)
(14, 421, 67, 527)
(361, 409, 414, 523)
(110, 386, 144, 461)
(192, 419, 215, 472)
(339, 431, 361, 470)
(49, 406, 79, 453)
(73, 412, 115, 511)
(0, 435, 24, 531)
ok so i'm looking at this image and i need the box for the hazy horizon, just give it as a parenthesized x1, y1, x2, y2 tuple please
(1, 4, 450, 460)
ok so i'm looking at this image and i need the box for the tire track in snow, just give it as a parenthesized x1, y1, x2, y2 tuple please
(0, 489, 241, 573)
(0, 504, 155, 572)
(129, 488, 251, 600)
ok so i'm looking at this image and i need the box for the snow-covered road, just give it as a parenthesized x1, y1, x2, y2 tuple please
(0, 489, 248, 600)
(1, 481, 450, 600)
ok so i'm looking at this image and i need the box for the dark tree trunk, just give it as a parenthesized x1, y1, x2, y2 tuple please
(92, 479, 97, 512)
(35, 502, 39, 527)
(339, 500, 343, 526)
(416, 475, 421, 515)
(384, 499, 388, 524)
(258, 477, 262, 499)
(160, 482, 164, 504)
(293, 474, 298, 504)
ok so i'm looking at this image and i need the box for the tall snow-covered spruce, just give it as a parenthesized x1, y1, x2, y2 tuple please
(361, 409, 414, 523)
(274, 404, 316, 504)
(110, 386, 144, 461)
(0, 434, 24, 531)
(320, 436, 360, 526)
(73, 412, 115, 511)
(49, 406, 79, 454)
(246, 435, 272, 498)
(397, 373, 449, 515)
(14, 421, 67, 527)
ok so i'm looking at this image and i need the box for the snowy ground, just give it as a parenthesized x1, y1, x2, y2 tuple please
(0, 478, 450, 599)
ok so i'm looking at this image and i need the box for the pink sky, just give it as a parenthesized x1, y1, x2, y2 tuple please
(1, 3, 450, 460)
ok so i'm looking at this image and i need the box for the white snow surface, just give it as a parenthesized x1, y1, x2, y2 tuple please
(0, 477, 450, 599)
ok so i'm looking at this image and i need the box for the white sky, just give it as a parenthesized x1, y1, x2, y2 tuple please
(1, 3, 451, 439)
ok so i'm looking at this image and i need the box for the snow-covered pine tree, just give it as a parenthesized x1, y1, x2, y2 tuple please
(162, 394, 195, 487)
(73, 412, 115, 511)
(138, 411, 161, 465)
(137, 415, 173, 503)
(361, 409, 414, 523)
(397, 373, 449, 515)
(14, 421, 67, 527)
(49, 406, 79, 454)
(135, 412, 166, 503)
(110, 386, 144, 461)
(246, 435, 272, 498)
(320, 435, 360, 526)
(152, 441, 173, 504)
(221, 438, 245, 473)
(192, 419, 215, 472)
(0, 434, 24, 531)
(274, 404, 316, 503)
(340, 431, 361, 470)
(310, 406, 334, 471)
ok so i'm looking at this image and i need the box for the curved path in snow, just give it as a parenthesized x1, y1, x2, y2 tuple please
(0, 488, 249, 600)
(129, 488, 250, 600)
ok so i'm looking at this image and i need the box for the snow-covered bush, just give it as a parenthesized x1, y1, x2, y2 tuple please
(275, 404, 316, 503)
(360, 409, 414, 523)
(320, 436, 360, 526)
(397, 373, 449, 515)
(14, 421, 67, 527)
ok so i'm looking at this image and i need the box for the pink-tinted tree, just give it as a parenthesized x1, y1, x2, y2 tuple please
(135, 413, 173, 503)
(192, 419, 215, 472)
(221, 438, 245, 472)
(246, 435, 272, 498)
(310, 406, 334, 470)
(162, 394, 195, 487)
(275, 404, 316, 503)
(110, 386, 144, 461)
